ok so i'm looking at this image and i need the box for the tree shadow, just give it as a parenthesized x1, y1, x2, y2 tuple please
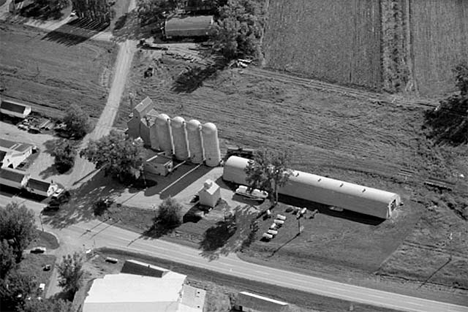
(423, 95, 468, 146)
(199, 205, 258, 261)
(171, 61, 226, 93)
(43, 170, 126, 229)
(18, 2, 65, 21)
(42, 17, 110, 46)
(39, 138, 74, 179)
(111, 10, 142, 42)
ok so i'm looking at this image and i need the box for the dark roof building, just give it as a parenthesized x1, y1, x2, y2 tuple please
(0, 167, 30, 187)
(164, 15, 213, 38)
(26, 178, 52, 193)
(0, 99, 32, 119)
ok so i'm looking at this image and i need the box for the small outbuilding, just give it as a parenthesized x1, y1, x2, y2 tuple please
(0, 167, 30, 189)
(198, 179, 221, 208)
(0, 98, 32, 119)
(234, 291, 289, 312)
(144, 155, 173, 177)
(164, 15, 213, 39)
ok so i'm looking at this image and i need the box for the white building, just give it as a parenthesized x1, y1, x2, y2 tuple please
(83, 261, 205, 312)
(0, 138, 34, 169)
(198, 179, 221, 208)
(144, 155, 174, 177)
(223, 156, 401, 219)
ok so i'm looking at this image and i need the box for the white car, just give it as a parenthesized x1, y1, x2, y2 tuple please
(235, 186, 268, 201)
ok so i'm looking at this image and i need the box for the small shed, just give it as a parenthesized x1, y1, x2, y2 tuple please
(234, 291, 289, 312)
(144, 155, 173, 177)
(26, 178, 60, 197)
(164, 15, 213, 39)
(198, 179, 221, 208)
(0, 99, 32, 119)
(0, 168, 30, 189)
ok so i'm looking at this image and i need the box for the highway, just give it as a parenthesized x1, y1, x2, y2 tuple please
(44, 217, 468, 312)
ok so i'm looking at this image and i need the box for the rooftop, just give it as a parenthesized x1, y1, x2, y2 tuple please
(26, 178, 52, 192)
(0, 99, 31, 114)
(0, 138, 35, 153)
(165, 15, 213, 36)
(0, 168, 29, 183)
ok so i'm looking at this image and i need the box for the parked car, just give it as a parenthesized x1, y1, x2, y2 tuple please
(30, 247, 46, 254)
(235, 185, 268, 201)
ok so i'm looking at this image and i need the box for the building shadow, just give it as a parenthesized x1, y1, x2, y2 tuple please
(171, 59, 227, 93)
(276, 194, 385, 226)
(42, 17, 109, 46)
(158, 165, 213, 199)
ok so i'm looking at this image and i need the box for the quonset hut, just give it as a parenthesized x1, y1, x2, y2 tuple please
(222, 156, 401, 219)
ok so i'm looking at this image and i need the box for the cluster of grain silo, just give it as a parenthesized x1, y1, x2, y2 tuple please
(126, 97, 221, 167)
(222, 156, 401, 219)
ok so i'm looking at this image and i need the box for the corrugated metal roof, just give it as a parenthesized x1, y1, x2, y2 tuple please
(165, 15, 213, 37)
(0, 168, 29, 183)
(134, 97, 154, 114)
(26, 178, 51, 192)
(0, 99, 29, 114)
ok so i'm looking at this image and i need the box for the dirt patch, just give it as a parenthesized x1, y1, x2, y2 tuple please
(0, 22, 117, 119)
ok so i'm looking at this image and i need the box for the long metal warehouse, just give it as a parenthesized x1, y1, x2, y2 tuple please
(223, 156, 401, 219)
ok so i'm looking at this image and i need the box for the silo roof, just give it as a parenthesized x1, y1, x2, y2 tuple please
(186, 119, 201, 131)
(156, 113, 170, 125)
(202, 122, 217, 133)
(171, 116, 185, 128)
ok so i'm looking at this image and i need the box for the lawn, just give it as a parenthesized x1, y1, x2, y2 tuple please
(28, 230, 60, 250)
(411, 0, 468, 97)
(263, 0, 382, 90)
(0, 22, 117, 119)
(18, 254, 56, 296)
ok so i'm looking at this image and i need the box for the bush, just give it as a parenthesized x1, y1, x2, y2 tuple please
(53, 140, 77, 173)
(63, 104, 92, 139)
(156, 197, 183, 230)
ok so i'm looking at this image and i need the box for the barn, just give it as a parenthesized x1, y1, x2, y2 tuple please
(0, 167, 30, 189)
(0, 98, 32, 119)
(222, 156, 401, 219)
(164, 15, 213, 39)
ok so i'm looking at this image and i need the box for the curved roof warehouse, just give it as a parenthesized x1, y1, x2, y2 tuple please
(223, 156, 401, 219)
(164, 15, 214, 39)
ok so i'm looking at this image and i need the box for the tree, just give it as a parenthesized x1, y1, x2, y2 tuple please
(244, 148, 294, 206)
(79, 130, 147, 182)
(20, 298, 74, 312)
(57, 252, 85, 295)
(0, 271, 38, 312)
(53, 140, 77, 173)
(63, 104, 92, 139)
(209, 0, 265, 60)
(0, 202, 37, 263)
(156, 196, 183, 229)
(70, 0, 112, 22)
(0, 239, 16, 279)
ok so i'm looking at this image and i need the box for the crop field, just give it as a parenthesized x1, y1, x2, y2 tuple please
(263, 0, 382, 90)
(0, 22, 116, 119)
(410, 0, 468, 97)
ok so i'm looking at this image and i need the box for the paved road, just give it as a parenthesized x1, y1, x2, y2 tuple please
(36, 218, 466, 312)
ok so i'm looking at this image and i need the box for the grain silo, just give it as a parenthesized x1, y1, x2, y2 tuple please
(156, 113, 173, 155)
(186, 119, 204, 164)
(202, 122, 221, 167)
(171, 116, 190, 161)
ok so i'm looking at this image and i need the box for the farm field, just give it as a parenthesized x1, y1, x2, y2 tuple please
(410, 0, 468, 97)
(0, 22, 117, 119)
(263, 0, 382, 90)
(117, 47, 468, 298)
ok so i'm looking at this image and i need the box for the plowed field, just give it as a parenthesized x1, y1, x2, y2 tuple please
(0, 22, 116, 118)
(263, 0, 382, 90)
(411, 0, 468, 97)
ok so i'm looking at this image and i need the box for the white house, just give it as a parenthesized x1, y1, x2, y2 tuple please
(0, 138, 34, 169)
(198, 179, 221, 208)
(0, 167, 30, 189)
(0, 98, 32, 119)
(26, 178, 60, 197)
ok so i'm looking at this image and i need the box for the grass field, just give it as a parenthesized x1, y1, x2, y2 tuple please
(263, 0, 382, 90)
(410, 0, 468, 97)
(0, 22, 117, 119)
(18, 254, 56, 295)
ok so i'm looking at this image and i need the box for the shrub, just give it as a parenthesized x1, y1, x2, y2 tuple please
(156, 197, 183, 229)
